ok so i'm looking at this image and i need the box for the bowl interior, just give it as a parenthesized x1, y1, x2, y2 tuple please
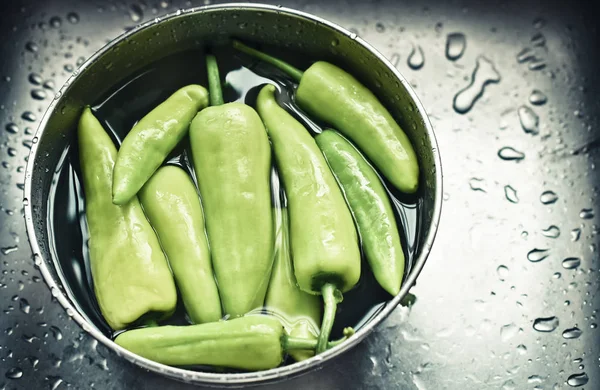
(25, 4, 441, 386)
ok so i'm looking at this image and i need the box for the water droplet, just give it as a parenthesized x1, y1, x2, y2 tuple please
(28, 73, 42, 85)
(562, 257, 581, 270)
(528, 58, 547, 71)
(67, 12, 80, 24)
(469, 177, 486, 192)
(516, 344, 527, 354)
(541, 225, 560, 238)
(562, 327, 582, 339)
(21, 111, 37, 122)
(43, 80, 55, 90)
(528, 375, 543, 384)
(567, 372, 588, 387)
(531, 32, 546, 47)
(160, 0, 171, 8)
(129, 4, 144, 22)
(540, 191, 558, 204)
(570, 228, 581, 242)
(517, 48, 536, 63)
(533, 316, 559, 332)
(47, 376, 64, 390)
(8, 147, 17, 157)
(497, 146, 525, 161)
(453, 56, 501, 114)
(529, 90, 547, 105)
(19, 298, 30, 314)
(502, 379, 516, 390)
(504, 185, 519, 203)
(1, 245, 18, 255)
(407, 45, 425, 70)
(500, 322, 518, 341)
(49, 326, 63, 341)
(49, 16, 62, 28)
(533, 18, 546, 29)
(579, 208, 594, 220)
(528, 248, 549, 262)
(518, 106, 539, 135)
(5, 123, 19, 134)
(5, 367, 23, 379)
(31, 89, 47, 100)
(497, 265, 509, 281)
(25, 41, 39, 53)
(26, 356, 39, 368)
(64, 64, 74, 72)
(389, 53, 400, 68)
(375, 22, 385, 33)
(445, 32, 466, 60)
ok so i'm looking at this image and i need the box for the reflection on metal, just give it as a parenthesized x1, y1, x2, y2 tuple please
(1, 0, 598, 389)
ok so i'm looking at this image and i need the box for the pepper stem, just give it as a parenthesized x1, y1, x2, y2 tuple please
(284, 337, 318, 351)
(232, 40, 304, 83)
(206, 54, 224, 106)
(316, 283, 341, 354)
(284, 327, 354, 351)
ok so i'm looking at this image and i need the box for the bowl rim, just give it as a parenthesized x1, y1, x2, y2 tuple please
(23, 2, 443, 386)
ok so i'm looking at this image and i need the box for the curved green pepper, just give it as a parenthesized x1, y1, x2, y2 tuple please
(189, 55, 273, 317)
(256, 84, 361, 354)
(265, 206, 321, 362)
(233, 40, 419, 194)
(112, 84, 209, 205)
(316, 130, 405, 296)
(115, 315, 353, 371)
(78, 107, 177, 330)
(138, 165, 222, 324)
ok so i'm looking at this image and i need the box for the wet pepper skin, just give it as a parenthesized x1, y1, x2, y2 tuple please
(114, 314, 351, 370)
(256, 84, 360, 353)
(189, 103, 273, 318)
(78, 107, 177, 331)
(297, 62, 419, 194)
(232, 40, 420, 194)
(139, 165, 222, 324)
(115, 315, 285, 371)
(316, 130, 405, 296)
(265, 207, 321, 362)
(257, 85, 360, 295)
(112, 84, 208, 205)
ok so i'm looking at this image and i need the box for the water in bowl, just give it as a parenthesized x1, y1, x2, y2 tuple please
(46, 45, 422, 369)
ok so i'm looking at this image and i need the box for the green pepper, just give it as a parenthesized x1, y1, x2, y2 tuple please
(256, 84, 361, 354)
(189, 55, 273, 317)
(316, 130, 405, 296)
(138, 165, 222, 324)
(78, 107, 177, 330)
(233, 40, 419, 194)
(115, 315, 353, 371)
(112, 84, 209, 205)
(265, 206, 321, 362)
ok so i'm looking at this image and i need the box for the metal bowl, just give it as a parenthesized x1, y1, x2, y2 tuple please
(23, 3, 442, 387)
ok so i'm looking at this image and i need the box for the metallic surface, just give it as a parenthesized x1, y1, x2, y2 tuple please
(1, 0, 599, 389)
(25, 2, 443, 387)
